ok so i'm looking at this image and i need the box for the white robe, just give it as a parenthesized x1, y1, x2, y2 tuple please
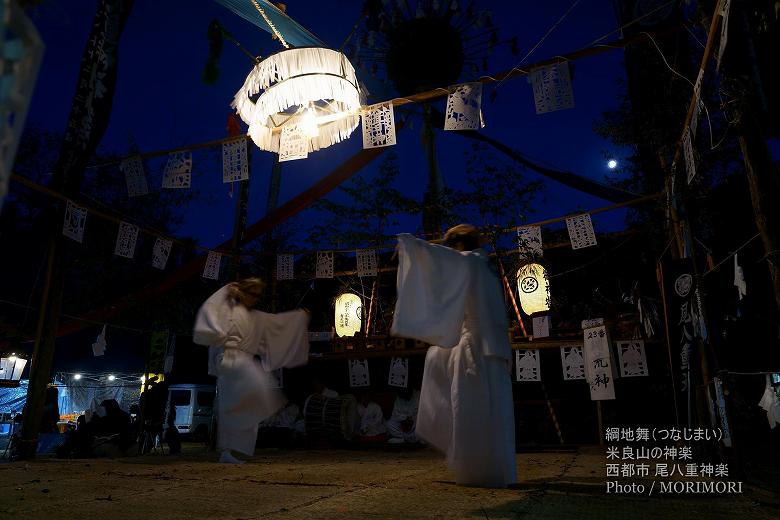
(391, 234, 517, 487)
(193, 286, 310, 455)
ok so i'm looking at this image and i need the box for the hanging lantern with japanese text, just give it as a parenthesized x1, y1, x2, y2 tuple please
(335, 292, 362, 337)
(516, 263, 551, 315)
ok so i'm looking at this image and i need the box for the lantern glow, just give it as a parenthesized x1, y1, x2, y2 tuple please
(516, 263, 551, 315)
(335, 293, 362, 338)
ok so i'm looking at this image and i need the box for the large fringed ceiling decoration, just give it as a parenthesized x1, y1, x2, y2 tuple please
(232, 47, 364, 156)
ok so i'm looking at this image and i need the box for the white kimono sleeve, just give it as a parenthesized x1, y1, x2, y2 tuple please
(193, 286, 233, 346)
(257, 309, 310, 371)
(390, 233, 470, 348)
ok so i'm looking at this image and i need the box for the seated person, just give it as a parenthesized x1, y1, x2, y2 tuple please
(91, 399, 135, 456)
(258, 400, 304, 448)
(355, 390, 387, 443)
(386, 387, 420, 444)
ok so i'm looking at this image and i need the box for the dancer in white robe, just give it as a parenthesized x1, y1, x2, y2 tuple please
(391, 225, 517, 487)
(193, 278, 309, 463)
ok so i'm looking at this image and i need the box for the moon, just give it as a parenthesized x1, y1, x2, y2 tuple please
(607, 159, 618, 170)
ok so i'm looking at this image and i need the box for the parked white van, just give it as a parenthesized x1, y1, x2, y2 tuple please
(166, 384, 215, 440)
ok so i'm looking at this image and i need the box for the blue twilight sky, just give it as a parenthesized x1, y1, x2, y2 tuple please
(23, 0, 633, 249)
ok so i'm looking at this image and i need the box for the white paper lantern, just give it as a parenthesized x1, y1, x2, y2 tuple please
(516, 263, 550, 315)
(0, 354, 27, 381)
(232, 47, 364, 157)
(335, 292, 362, 338)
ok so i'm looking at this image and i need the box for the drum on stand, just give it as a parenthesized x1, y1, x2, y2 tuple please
(303, 394, 358, 441)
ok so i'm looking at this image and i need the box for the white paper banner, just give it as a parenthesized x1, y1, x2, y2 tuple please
(348, 359, 370, 387)
(114, 221, 139, 259)
(388, 357, 409, 388)
(444, 82, 484, 131)
(560, 345, 585, 380)
(532, 315, 550, 338)
(362, 102, 396, 149)
(616, 339, 649, 377)
(63, 200, 87, 243)
(583, 324, 616, 400)
(517, 225, 543, 260)
(713, 376, 733, 447)
(203, 251, 221, 280)
(277, 254, 294, 280)
(121, 156, 148, 197)
(316, 251, 334, 278)
(515, 349, 541, 382)
(162, 152, 192, 189)
(566, 213, 597, 250)
(279, 122, 310, 162)
(356, 249, 378, 277)
(529, 62, 575, 114)
(92, 325, 107, 357)
(222, 138, 248, 182)
(734, 253, 746, 300)
(152, 237, 172, 270)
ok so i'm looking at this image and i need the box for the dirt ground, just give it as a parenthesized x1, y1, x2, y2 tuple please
(1, 445, 778, 519)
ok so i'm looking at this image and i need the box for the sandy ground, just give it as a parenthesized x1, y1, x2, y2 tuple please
(1, 445, 778, 519)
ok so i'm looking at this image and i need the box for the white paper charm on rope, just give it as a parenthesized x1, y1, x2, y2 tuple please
(683, 128, 696, 185)
(565, 213, 597, 249)
(162, 152, 192, 189)
(348, 359, 370, 387)
(278, 122, 309, 162)
(616, 340, 649, 377)
(515, 349, 541, 382)
(388, 357, 409, 388)
(316, 251, 334, 278)
(222, 138, 249, 183)
(277, 254, 294, 280)
(560, 345, 585, 380)
(121, 156, 148, 197)
(734, 253, 746, 300)
(582, 324, 616, 400)
(92, 325, 107, 357)
(361, 102, 396, 149)
(529, 62, 575, 114)
(152, 237, 172, 270)
(532, 315, 550, 338)
(63, 200, 87, 243)
(203, 251, 221, 280)
(114, 222, 139, 259)
(717, 0, 731, 69)
(517, 225, 543, 260)
(444, 83, 484, 131)
(356, 249, 378, 277)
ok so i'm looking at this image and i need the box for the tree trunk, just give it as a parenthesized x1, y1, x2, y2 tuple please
(19, 0, 133, 459)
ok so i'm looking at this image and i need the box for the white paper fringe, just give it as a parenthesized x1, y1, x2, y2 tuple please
(233, 48, 363, 154)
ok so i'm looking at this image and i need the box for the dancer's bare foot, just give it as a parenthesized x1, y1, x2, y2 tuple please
(218, 450, 245, 464)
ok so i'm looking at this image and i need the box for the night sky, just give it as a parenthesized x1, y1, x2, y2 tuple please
(24, 0, 631, 249)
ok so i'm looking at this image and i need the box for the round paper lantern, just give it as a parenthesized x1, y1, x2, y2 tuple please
(335, 293, 362, 337)
(516, 263, 550, 315)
